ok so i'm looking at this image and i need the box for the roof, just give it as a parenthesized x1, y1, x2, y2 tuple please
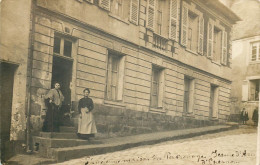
(200, 0, 241, 24)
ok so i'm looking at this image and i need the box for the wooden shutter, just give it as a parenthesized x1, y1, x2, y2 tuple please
(198, 16, 204, 54)
(130, 0, 139, 25)
(106, 55, 112, 100)
(221, 31, 227, 65)
(158, 70, 164, 108)
(188, 79, 194, 113)
(242, 81, 249, 101)
(146, 0, 155, 30)
(212, 87, 219, 118)
(99, 0, 110, 11)
(207, 21, 214, 58)
(181, 4, 188, 46)
(117, 56, 125, 101)
(169, 0, 178, 41)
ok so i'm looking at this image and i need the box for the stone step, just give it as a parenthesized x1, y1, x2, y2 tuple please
(60, 126, 77, 132)
(33, 136, 103, 158)
(39, 132, 78, 139)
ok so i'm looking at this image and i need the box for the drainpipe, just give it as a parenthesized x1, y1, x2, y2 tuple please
(26, 0, 36, 152)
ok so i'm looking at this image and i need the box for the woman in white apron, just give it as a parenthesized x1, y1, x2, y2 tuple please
(77, 88, 97, 139)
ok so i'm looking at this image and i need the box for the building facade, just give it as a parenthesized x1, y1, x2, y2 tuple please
(1, 0, 239, 157)
(231, 35, 260, 124)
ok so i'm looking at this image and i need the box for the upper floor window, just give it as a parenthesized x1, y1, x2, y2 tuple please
(181, 2, 204, 55)
(187, 11, 199, 52)
(54, 36, 73, 57)
(207, 19, 228, 65)
(98, 0, 139, 24)
(251, 42, 260, 61)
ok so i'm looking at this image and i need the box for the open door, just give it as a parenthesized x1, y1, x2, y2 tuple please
(51, 56, 72, 125)
(0, 62, 17, 161)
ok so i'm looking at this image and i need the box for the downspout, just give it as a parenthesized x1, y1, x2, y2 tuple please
(26, 0, 36, 152)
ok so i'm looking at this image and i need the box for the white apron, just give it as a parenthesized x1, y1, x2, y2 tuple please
(78, 107, 97, 134)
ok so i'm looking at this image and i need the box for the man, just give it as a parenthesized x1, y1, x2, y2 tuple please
(42, 82, 64, 132)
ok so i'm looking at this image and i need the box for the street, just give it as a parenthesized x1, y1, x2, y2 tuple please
(56, 126, 257, 165)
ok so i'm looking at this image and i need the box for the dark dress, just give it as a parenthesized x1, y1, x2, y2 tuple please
(77, 97, 97, 139)
(252, 109, 258, 125)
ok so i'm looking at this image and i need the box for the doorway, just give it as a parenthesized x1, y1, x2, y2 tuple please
(51, 56, 73, 119)
(0, 62, 17, 161)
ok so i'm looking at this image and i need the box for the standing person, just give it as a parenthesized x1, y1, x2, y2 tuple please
(240, 108, 249, 125)
(252, 108, 258, 126)
(77, 88, 97, 140)
(42, 82, 64, 132)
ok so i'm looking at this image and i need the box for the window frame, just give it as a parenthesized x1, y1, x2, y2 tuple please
(53, 34, 74, 59)
(250, 41, 260, 62)
(105, 52, 125, 102)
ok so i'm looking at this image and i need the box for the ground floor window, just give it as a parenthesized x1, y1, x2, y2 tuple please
(183, 76, 195, 113)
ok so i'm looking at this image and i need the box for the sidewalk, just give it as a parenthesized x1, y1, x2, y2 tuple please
(7, 124, 238, 165)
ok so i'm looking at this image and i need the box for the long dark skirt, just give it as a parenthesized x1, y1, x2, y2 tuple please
(42, 103, 60, 132)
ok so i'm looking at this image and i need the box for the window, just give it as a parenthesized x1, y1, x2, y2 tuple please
(156, 2, 162, 35)
(251, 42, 260, 61)
(207, 20, 228, 65)
(209, 85, 219, 119)
(181, 2, 204, 54)
(111, 0, 123, 16)
(249, 79, 260, 101)
(53, 36, 73, 57)
(187, 11, 198, 52)
(106, 53, 125, 101)
(151, 66, 164, 108)
(213, 27, 222, 63)
(183, 76, 194, 113)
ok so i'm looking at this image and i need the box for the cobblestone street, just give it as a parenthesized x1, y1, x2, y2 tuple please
(56, 126, 257, 165)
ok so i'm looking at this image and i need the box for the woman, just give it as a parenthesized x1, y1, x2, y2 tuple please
(77, 88, 97, 139)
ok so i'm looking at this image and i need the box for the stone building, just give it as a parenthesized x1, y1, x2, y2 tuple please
(1, 0, 239, 160)
(221, 0, 260, 123)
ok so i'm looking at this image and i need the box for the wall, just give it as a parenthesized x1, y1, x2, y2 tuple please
(0, 0, 31, 141)
(29, 4, 232, 136)
(231, 35, 260, 122)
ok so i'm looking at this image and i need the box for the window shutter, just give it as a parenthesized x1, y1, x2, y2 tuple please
(221, 31, 227, 65)
(158, 70, 164, 108)
(169, 0, 178, 41)
(198, 16, 204, 55)
(106, 56, 112, 99)
(242, 81, 249, 101)
(212, 87, 219, 118)
(181, 4, 188, 46)
(188, 79, 195, 113)
(117, 56, 125, 101)
(130, 0, 139, 25)
(146, 0, 155, 30)
(99, 0, 110, 11)
(207, 21, 214, 58)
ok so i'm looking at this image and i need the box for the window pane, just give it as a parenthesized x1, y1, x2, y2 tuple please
(64, 40, 72, 57)
(54, 37, 61, 54)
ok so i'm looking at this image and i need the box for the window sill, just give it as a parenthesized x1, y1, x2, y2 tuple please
(247, 101, 259, 103)
(108, 13, 129, 25)
(249, 61, 260, 64)
(182, 112, 195, 118)
(186, 49, 198, 56)
(150, 107, 165, 113)
(53, 53, 73, 61)
(104, 99, 126, 107)
(211, 60, 221, 66)
(210, 117, 219, 121)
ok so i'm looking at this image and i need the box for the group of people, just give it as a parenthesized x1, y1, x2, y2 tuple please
(42, 82, 97, 140)
(240, 108, 258, 126)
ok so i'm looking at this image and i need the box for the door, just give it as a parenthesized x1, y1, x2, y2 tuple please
(51, 56, 72, 120)
(0, 62, 16, 161)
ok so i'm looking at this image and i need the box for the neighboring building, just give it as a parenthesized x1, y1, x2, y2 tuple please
(1, 0, 239, 160)
(221, 0, 260, 123)
(0, 0, 32, 160)
(231, 36, 260, 124)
